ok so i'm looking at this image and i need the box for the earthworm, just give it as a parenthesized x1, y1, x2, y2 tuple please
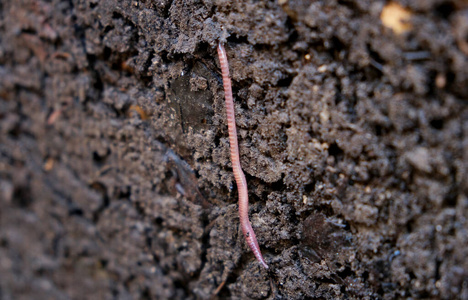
(217, 42, 268, 269)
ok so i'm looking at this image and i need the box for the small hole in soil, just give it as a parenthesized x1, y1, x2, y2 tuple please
(374, 124, 385, 136)
(337, 266, 355, 278)
(304, 182, 315, 194)
(68, 207, 83, 216)
(362, 271, 369, 280)
(116, 186, 131, 199)
(435, 2, 455, 19)
(328, 143, 343, 158)
(13, 186, 32, 208)
(442, 193, 457, 207)
(103, 46, 112, 60)
(154, 217, 163, 225)
(100, 259, 108, 268)
(277, 75, 294, 87)
(93, 150, 109, 165)
(141, 288, 151, 300)
(1, 238, 9, 247)
(430, 118, 444, 130)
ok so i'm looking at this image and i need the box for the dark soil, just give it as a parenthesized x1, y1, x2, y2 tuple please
(1, 0, 467, 299)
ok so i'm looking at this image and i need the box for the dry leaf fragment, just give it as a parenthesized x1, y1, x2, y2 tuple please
(381, 2, 413, 34)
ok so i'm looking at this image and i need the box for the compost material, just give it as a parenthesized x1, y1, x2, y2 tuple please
(0, 0, 467, 299)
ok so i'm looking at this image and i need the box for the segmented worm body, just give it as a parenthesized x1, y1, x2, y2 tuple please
(217, 43, 268, 269)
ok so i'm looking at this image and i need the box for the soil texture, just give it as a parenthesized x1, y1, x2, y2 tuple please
(0, 0, 467, 299)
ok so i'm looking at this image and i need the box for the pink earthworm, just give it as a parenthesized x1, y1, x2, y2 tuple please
(217, 42, 268, 269)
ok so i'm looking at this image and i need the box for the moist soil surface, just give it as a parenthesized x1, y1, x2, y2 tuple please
(1, 0, 467, 299)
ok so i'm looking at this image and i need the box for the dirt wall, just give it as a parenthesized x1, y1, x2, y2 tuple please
(0, 0, 467, 299)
